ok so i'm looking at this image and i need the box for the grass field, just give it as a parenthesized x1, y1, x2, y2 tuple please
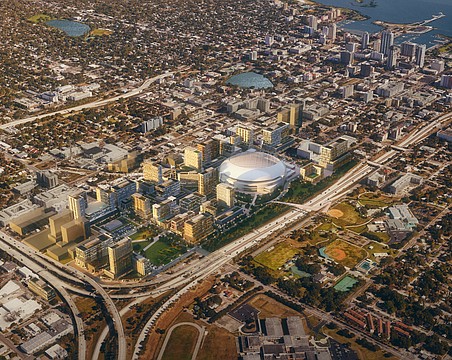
(366, 241, 394, 260)
(144, 240, 185, 266)
(316, 222, 338, 232)
(359, 193, 396, 208)
(90, 28, 113, 36)
(196, 325, 237, 360)
(161, 325, 198, 360)
(248, 294, 302, 318)
(28, 14, 53, 23)
(254, 242, 299, 270)
(284, 159, 358, 204)
(366, 231, 390, 243)
(347, 224, 368, 234)
(204, 204, 289, 251)
(132, 240, 151, 253)
(324, 239, 366, 268)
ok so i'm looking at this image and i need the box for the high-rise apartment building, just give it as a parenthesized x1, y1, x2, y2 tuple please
(106, 237, 133, 278)
(198, 167, 219, 196)
(68, 191, 87, 220)
(380, 30, 394, 56)
(197, 139, 220, 164)
(143, 161, 163, 184)
(216, 183, 235, 208)
(36, 171, 59, 189)
(132, 193, 152, 218)
(415, 44, 426, 68)
(400, 42, 416, 58)
(361, 32, 369, 50)
(236, 125, 254, 146)
(184, 147, 203, 171)
(183, 213, 214, 244)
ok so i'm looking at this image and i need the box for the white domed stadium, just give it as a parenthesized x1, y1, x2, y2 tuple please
(219, 150, 288, 194)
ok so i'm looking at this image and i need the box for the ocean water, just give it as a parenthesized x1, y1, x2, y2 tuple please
(313, 0, 452, 47)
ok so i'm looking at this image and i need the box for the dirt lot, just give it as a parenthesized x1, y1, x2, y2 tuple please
(248, 293, 302, 318)
(138, 277, 216, 360)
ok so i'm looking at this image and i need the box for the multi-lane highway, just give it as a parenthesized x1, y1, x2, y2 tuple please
(0, 231, 124, 360)
(0, 72, 174, 131)
(0, 234, 87, 360)
(1, 111, 450, 359)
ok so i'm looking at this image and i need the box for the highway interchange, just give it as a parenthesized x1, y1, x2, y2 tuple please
(0, 111, 450, 359)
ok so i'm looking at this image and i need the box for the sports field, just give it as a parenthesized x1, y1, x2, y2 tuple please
(334, 276, 358, 292)
(254, 242, 299, 271)
(328, 203, 368, 228)
(324, 239, 366, 268)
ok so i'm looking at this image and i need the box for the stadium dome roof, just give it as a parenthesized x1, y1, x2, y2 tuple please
(219, 151, 287, 193)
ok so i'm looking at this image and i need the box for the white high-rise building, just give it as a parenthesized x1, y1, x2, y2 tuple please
(328, 23, 337, 41)
(361, 32, 369, 50)
(380, 30, 394, 56)
(307, 15, 318, 30)
(386, 46, 399, 69)
(415, 44, 426, 68)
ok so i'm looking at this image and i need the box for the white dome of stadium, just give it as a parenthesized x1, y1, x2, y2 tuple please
(219, 151, 288, 194)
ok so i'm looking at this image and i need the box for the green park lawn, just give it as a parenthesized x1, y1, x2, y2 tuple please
(254, 242, 299, 271)
(28, 14, 53, 23)
(143, 240, 185, 266)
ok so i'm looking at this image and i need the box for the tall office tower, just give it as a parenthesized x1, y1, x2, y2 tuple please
(380, 30, 394, 56)
(68, 191, 87, 219)
(198, 167, 219, 196)
(340, 85, 354, 99)
(307, 15, 318, 30)
(345, 42, 357, 53)
(257, 98, 270, 113)
(328, 23, 337, 41)
(386, 46, 399, 69)
(143, 161, 163, 184)
(373, 39, 381, 51)
(184, 147, 203, 171)
(216, 183, 235, 208)
(440, 75, 452, 89)
(265, 35, 274, 46)
(415, 44, 426, 68)
(400, 42, 416, 58)
(289, 102, 304, 131)
(340, 51, 354, 65)
(360, 63, 373, 77)
(236, 125, 254, 146)
(361, 32, 369, 50)
(107, 238, 133, 278)
(36, 171, 59, 189)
